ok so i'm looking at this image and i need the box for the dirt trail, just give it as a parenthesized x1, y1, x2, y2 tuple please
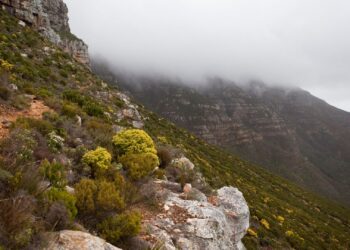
(0, 100, 52, 138)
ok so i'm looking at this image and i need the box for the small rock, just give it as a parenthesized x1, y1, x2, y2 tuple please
(101, 81, 108, 88)
(9, 84, 18, 91)
(112, 125, 125, 133)
(18, 20, 26, 27)
(76, 115, 82, 127)
(164, 204, 170, 211)
(132, 120, 144, 129)
(122, 109, 135, 119)
(183, 183, 192, 194)
(39, 181, 51, 190)
(74, 138, 83, 146)
(1, 120, 12, 129)
(187, 188, 208, 202)
(172, 157, 195, 171)
(65, 186, 75, 195)
(23, 94, 35, 100)
(67, 170, 75, 183)
(20, 53, 28, 58)
(55, 155, 70, 166)
(44, 230, 122, 250)
(104, 112, 111, 119)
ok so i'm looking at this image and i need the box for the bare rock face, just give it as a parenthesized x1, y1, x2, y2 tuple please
(143, 181, 249, 250)
(113, 77, 350, 205)
(0, 0, 90, 66)
(44, 230, 121, 250)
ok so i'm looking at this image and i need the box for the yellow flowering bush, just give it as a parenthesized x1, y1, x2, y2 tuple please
(113, 129, 160, 180)
(285, 230, 305, 248)
(285, 230, 294, 237)
(277, 215, 285, 224)
(82, 147, 112, 177)
(119, 152, 159, 180)
(260, 218, 270, 229)
(157, 136, 168, 144)
(0, 59, 14, 71)
(75, 178, 125, 215)
(112, 129, 157, 156)
(247, 228, 258, 237)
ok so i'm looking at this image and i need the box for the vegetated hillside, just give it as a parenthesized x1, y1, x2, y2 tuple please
(99, 71, 350, 205)
(0, 9, 349, 250)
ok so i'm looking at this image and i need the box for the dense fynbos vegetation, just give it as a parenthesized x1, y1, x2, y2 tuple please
(0, 9, 349, 249)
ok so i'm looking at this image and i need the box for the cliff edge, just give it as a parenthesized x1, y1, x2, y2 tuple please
(0, 0, 90, 66)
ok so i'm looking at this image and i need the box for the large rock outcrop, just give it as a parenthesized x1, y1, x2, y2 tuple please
(44, 230, 121, 250)
(0, 0, 90, 65)
(142, 181, 250, 250)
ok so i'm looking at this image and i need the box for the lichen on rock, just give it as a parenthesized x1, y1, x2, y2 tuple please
(142, 180, 250, 250)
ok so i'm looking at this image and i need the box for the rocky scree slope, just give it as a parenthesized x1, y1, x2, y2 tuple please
(0, 6, 349, 250)
(103, 73, 350, 205)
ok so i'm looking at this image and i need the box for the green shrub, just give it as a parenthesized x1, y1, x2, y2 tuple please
(59, 69, 68, 78)
(119, 152, 159, 180)
(62, 90, 85, 106)
(157, 146, 173, 168)
(97, 212, 141, 244)
(82, 101, 104, 117)
(40, 159, 67, 188)
(0, 195, 36, 249)
(82, 147, 112, 178)
(0, 129, 37, 164)
(113, 172, 138, 205)
(37, 67, 51, 80)
(47, 131, 65, 152)
(61, 102, 83, 118)
(46, 188, 77, 220)
(13, 117, 54, 136)
(74, 178, 97, 214)
(36, 87, 53, 98)
(75, 179, 125, 217)
(85, 118, 114, 148)
(16, 64, 37, 81)
(10, 94, 31, 109)
(0, 86, 10, 100)
(112, 129, 157, 156)
(62, 90, 105, 117)
(96, 180, 125, 212)
(45, 202, 71, 230)
(153, 168, 166, 179)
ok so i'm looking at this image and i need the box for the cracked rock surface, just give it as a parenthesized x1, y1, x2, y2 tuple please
(143, 181, 249, 250)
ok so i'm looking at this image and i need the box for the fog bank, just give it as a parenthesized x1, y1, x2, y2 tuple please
(66, 0, 350, 111)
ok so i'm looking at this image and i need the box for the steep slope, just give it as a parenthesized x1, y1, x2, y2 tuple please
(101, 72, 350, 205)
(0, 7, 349, 250)
(0, 0, 90, 65)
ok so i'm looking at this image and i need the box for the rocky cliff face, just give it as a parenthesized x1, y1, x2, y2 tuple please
(0, 0, 90, 65)
(102, 73, 350, 205)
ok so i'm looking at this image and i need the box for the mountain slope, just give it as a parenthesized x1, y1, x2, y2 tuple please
(102, 73, 350, 205)
(0, 7, 349, 250)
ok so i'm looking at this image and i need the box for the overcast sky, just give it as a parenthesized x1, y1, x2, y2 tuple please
(66, 0, 350, 111)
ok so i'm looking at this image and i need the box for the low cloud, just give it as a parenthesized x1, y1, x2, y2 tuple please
(66, 0, 350, 111)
